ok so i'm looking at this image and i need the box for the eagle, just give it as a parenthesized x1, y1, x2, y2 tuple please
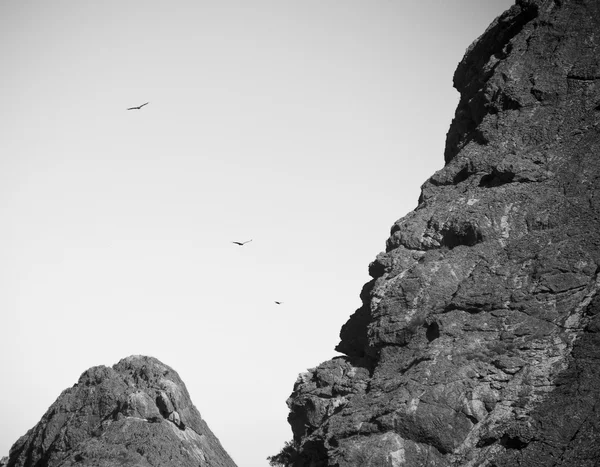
(232, 239, 252, 246)
(127, 102, 149, 110)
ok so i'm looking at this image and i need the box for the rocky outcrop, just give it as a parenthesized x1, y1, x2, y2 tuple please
(6, 356, 237, 467)
(275, 1, 600, 466)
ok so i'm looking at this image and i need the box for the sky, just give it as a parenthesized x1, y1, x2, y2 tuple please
(0, 1, 514, 465)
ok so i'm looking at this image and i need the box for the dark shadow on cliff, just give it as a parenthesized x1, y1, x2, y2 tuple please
(335, 278, 377, 361)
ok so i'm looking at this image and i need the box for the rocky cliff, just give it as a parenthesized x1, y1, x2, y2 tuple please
(5, 356, 237, 467)
(275, 1, 600, 466)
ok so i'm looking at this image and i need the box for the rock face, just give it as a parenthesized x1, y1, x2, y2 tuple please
(276, 1, 600, 466)
(6, 356, 237, 467)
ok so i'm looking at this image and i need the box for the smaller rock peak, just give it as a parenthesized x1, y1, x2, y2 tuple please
(6, 356, 237, 467)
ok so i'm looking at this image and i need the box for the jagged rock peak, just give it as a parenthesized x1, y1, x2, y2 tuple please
(6, 355, 237, 467)
(274, 1, 600, 466)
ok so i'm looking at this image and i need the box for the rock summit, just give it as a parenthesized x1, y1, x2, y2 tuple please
(5, 355, 237, 467)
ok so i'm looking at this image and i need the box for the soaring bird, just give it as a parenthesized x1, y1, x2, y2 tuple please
(274, 301, 283, 305)
(232, 239, 252, 246)
(127, 102, 149, 110)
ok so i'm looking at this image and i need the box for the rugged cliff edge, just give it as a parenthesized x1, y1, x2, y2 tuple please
(5, 356, 237, 467)
(275, 1, 600, 466)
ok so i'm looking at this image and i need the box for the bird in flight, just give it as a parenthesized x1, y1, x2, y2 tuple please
(232, 239, 252, 246)
(274, 301, 283, 305)
(127, 102, 149, 110)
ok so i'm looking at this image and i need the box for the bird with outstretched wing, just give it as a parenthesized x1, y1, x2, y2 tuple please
(127, 102, 149, 110)
(232, 239, 252, 246)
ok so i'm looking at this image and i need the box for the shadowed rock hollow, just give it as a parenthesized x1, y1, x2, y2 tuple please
(274, 0, 600, 466)
(5, 356, 237, 467)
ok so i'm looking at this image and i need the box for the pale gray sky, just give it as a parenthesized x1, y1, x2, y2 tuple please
(0, 1, 514, 465)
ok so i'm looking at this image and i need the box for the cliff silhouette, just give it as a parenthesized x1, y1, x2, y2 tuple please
(275, 1, 600, 465)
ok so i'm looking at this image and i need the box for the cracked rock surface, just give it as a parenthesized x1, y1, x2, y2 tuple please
(278, 1, 600, 466)
(5, 355, 237, 467)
